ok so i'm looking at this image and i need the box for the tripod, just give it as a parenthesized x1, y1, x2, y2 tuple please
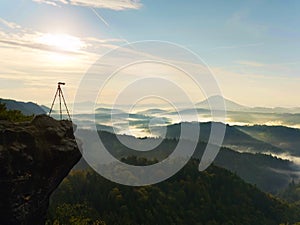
(49, 82, 71, 120)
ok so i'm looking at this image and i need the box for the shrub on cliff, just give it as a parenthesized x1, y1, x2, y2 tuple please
(0, 102, 33, 122)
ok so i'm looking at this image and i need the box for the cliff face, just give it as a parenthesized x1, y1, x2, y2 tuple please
(0, 115, 81, 225)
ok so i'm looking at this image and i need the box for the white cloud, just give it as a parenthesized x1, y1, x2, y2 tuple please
(0, 30, 82, 55)
(32, 0, 60, 7)
(0, 18, 124, 103)
(32, 0, 142, 10)
(0, 18, 122, 55)
(0, 18, 21, 29)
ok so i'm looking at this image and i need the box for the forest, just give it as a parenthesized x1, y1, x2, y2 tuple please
(47, 158, 300, 225)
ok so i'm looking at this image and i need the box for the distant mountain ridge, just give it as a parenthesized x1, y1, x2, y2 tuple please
(0, 98, 45, 115)
(237, 125, 300, 157)
(196, 95, 248, 111)
(160, 122, 286, 155)
(40, 105, 51, 113)
(197, 95, 300, 113)
(75, 129, 300, 193)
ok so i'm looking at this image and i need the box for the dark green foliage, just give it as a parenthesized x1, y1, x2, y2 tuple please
(47, 159, 300, 225)
(213, 148, 295, 193)
(0, 102, 34, 122)
(279, 181, 300, 205)
(46, 202, 106, 225)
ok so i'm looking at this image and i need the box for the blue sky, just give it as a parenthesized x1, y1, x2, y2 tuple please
(0, 0, 299, 107)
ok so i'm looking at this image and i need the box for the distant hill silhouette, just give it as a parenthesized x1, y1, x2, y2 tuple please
(161, 122, 284, 155)
(196, 95, 300, 113)
(75, 129, 299, 193)
(0, 98, 45, 115)
(237, 125, 300, 157)
(40, 105, 51, 113)
(196, 95, 248, 111)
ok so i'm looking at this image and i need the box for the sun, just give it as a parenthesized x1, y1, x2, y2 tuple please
(38, 33, 84, 52)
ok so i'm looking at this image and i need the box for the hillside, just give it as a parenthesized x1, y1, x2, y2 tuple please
(279, 181, 300, 205)
(0, 98, 45, 115)
(236, 125, 300, 157)
(74, 129, 299, 193)
(161, 122, 284, 154)
(47, 159, 300, 225)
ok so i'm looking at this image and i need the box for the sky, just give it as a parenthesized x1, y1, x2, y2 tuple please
(0, 0, 300, 107)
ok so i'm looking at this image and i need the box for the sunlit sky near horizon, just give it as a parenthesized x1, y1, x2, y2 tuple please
(0, 0, 300, 107)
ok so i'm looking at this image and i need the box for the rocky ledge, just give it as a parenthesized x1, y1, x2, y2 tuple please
(0, 115, 81, 225)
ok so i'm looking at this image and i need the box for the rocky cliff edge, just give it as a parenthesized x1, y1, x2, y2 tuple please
(0, 115, 81, 225)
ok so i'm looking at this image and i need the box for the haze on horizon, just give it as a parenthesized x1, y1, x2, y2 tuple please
(0, 0, 300, 108)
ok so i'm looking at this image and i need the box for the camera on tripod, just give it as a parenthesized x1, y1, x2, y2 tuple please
(49, 82, 71, 120)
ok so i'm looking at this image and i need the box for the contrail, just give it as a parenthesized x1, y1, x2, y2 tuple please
(89, 7, 130, 45)
(90, 7, 110, 27)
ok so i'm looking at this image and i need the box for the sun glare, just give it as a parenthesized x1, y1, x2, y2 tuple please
(38, 33, 84, 52)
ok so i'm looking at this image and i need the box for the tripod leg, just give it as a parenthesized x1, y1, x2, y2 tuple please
(49, 88, 59, 116)
(59, 88, 62, 120)
(60, 89, 72, 121)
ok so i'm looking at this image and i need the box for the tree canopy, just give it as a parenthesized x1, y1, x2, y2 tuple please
(0, 102, 33, 122)
(47, 158, 300, 225)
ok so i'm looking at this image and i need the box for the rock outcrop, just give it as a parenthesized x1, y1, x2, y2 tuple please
(0, 115, 81, 225)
